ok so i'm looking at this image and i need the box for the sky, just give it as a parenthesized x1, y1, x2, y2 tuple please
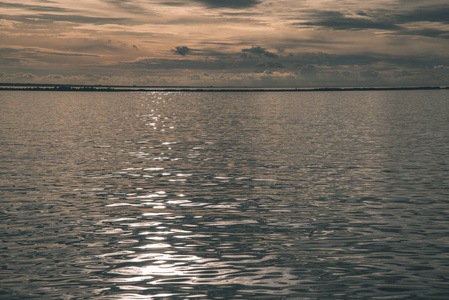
(1, 0, 449, 87)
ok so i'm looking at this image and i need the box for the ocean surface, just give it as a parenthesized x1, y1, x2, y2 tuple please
(1, 90, 449, 299)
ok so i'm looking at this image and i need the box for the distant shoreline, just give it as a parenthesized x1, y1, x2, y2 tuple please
(0, 84, 447, 92)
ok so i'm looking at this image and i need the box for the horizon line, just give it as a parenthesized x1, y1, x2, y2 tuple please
(0, 83, 448, 93)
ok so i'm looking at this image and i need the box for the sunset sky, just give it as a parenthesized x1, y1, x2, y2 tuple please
(1, 0, 448, 87)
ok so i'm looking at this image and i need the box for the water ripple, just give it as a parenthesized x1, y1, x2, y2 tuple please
(1, 90, 449, 299)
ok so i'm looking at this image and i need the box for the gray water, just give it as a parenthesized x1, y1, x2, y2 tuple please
(1, 90, 449, 299)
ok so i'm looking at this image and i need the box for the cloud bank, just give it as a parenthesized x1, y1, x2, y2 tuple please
(0, 0, 447, 86)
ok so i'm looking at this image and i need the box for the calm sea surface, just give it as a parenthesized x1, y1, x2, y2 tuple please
(1, 90, 449, 299)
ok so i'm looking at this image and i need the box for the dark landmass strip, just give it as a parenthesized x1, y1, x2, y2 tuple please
(0, 83, 448, 92)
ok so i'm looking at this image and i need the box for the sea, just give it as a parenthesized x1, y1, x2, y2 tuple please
(1, 90, 449, 299)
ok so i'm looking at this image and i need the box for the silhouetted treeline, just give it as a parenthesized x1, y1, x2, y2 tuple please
(0, 84, 447, 92)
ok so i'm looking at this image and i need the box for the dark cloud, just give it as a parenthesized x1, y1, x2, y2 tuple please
(222, 11, 262, 16)
(394, 70, 414, 78)
(254, 62, 285, 72)
(123, 58, 230, 70)
(45, 74, 63, 80)
(0, 47, 22, 55)
(189, 74, 201, 80)
(193, 0, 261, 9)
(121, 48, 449, 76)
(294, 5, 449, 36)
(241, 46, 279, 58)
(375, 54, 449, 69)
(37, 51, 99, 57)
(395, 28, 449, 39)
(65, 40, 132, 53)
(290, 52, 378, 67)
(261, 62, 285, 68)
(10, 72, 37, 79)
(118, 52, 281, 71)
(394, 4, 449, 24)
(295, 11, 400, 31)
(0, 2, 69, 12)
(300, 65, 317, 78)
(159, 1, 185, 6)
(242, 45, 266, 55)
(102, 0, 147, 14)
(360, 70, 379, 79)
(288, 52, 449, 69)
(0, 57, 22, 66)
(173, 46, 191, 56)
(0, 47, 99, 60)
(263, 51, 279, 59)
(305, 52, 444, 70)
(1, 13, 132, 25)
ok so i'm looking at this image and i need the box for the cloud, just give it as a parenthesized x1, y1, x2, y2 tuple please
(241, 46, 279, 58)
(0, 57, 21, 66)
(7, 72, 37, 80)
(243, 46, 266, 55)
(300, 65, 317, 78)
(294, 5, 449, 35)
(122, 58, 230, 70)
(263, 51, 279, 59)
(395, 28, 449, 39)
(193, 0, 261, 9)
(1, 13, 132, 25)
(287, 52, 449, 69)
(1, 0, 447, 87)
(360, 70, 379, 79)
(56, 40, 127, 53)
(118, 48, 449, 77)
(189, 74, 201, 80)
(254, 62, 285, 73)
(295, 11, 400, 31)
(242, 45, 266, 55)
(0, 47, 98, 63)
(257, 62, 285, 69)
(159, 2, 186, 7)
(394, 70, 414, 78)
(173, 46, 191, 56)
(394, 4, 449, 24)
(102, 0, 147, 14)
(0, 2, 69, 12)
